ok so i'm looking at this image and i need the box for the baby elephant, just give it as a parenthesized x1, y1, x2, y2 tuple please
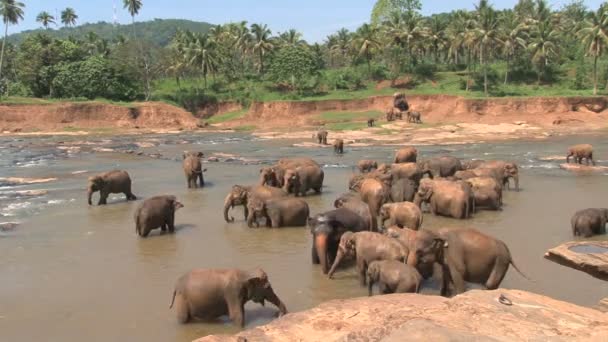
(367, 118, 375, 127)
(334, 139, 344, 154)
(407, 111, 422, 123)
(380, 202, 423, 230)
(566, 144, 595, 165)
(357, 160, 378, 173)
(367, 260, 422, 296)
(247, 197, 309, 228)
(183, 151, 206, 188)
(134, 195, 183, 237)
(571, 208, 608, 237)
(87, 170, 137, 205)
(170, 268, 287, 326)
(314, 130, 328, 145)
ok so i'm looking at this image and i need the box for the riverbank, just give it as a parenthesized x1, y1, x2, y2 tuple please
(197, 289, 608, 341)
(1, 95, 607, 145)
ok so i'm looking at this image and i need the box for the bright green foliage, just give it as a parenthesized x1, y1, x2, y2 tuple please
(371, 0, 422, 25)
(268, 46, 319, 89)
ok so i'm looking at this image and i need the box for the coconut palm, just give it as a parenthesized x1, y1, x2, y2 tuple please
(426, 15, 447, 63)
(0, 0, 24, 88)
(123, 0, 142, 40)
(500, 10, 528, 84)
(60, 7, 77, 27)
(473, 0, 503, 96)
(250, 23, 273, 74)
(527, 18, 559, 84)
(278, 29, 305, 47)
(36, 11, 55, 29)
(577, 6, 608, 95)
(185, 33, 218, 89)
(330, 28, 351, 65)
(352, 23, 380, 75)
(445, 10, 469, 65)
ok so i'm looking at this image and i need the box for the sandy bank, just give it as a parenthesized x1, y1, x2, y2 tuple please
(197, 289, 608, 342)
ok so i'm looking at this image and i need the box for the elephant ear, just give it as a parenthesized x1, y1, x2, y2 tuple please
(197, 152, 204, 158)
(89, 176, 104, 186)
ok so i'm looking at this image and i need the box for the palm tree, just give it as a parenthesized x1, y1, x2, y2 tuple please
(577, 6, 608, 95)
(0, 0, 24, 89)
(185, 33, 218, 88)
(527, 18, 559, 84)
(331, 28, 351, 64)
(445, 10, 469, 65)
(278, 29, 305, 47)
(352, 23, 380, 75)
(500, 10, 528, 84)
(250, 23, 273, 74)
(36, 11, 55, 29)
(426, 15, 447, 63)
(123, 0, 143, 39)
(474, 0, 503, 96)
(60, 8, 77, 27)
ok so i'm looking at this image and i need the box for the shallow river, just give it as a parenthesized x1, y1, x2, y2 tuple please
(1, 132, 607, 342)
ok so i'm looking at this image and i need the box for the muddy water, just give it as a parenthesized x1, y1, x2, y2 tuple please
(1, 133, 607, 342)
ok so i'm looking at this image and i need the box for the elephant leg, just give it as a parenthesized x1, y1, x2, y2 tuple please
(590, 154, 596, 166)
(174, 294, 190, 324)
(243, 205, 249, 221)
(126, 191, 137, 201)
(99, 191, 109, 205)
(447, 263, 466, 295)
(270, 217, 280, 228)
(311, 243, 320, 264)
(566, 154, 571, 163)
(227, 297, 245, 327)
(168, 213, 176, 233)
(198, 173, 205, 187)
(161, 224, 167, 232)
(485, 257, 509, 290)
(356, 258, 367, 286)
(379, 282, 391, 294)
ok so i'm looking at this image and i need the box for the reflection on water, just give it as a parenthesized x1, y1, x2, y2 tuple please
(569, 244, 608, 254)
(0, 132, 607, 342)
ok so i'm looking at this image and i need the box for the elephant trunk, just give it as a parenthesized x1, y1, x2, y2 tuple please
(265, 288, 288, 316)
(315, 234, 329, 274)
(87, 188, 94, 206)
(327, 249, 345, 278)
(413, 194, 423, 208)
(513, 174, 519, 191)
(367, 276, 374, 296)
(223, 194, 235, 223)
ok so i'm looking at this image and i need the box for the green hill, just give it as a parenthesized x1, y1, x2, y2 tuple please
(9, 18, 213, 46)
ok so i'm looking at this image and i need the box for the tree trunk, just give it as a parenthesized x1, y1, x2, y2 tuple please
(482, 43, 488, 97)
(504, 55, 510, 85)
(0, 23, 9, 97)
(593, 49, 598, 96)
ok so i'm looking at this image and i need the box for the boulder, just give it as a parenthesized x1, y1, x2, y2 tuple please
(545, 241, 608, 281)
(196, 289, 608, 342)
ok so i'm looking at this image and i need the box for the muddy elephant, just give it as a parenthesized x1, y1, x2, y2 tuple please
(394, 147, 418, 164)
(170, 268, 287, 326)
(477, 160, 520, 191)
(383, 226, 417, 257)
(334, 192, 374, 231)
(465, 177, 502, 210)
(223, 185, 287, 222)
(394, 92, 409, 111)
(367, 260, 422, 296)
(327, 231, 408, 285)
(333, 139, 344, 154)
(419, 156, 463, 178)
(454, 168, 503, 185)
(259, 167, 280, 187)
(266, 158, 321, 188)
(357, 160, 378, 173)
(367, 118, 375, 127)
(414, 179, 472, 219)
(571, 208, 608, 237)
(380, 202, 423, 230)
(182, 152, 206, 188)
(462, 159, 486, 170)
(134, 195, 183, 237)
(87, 170, 137, 205)
(407, 111, 422, 124)
(314, 130, 328, 145)
(282, 165, 324, 196)
(246, 197, 309, 228)
(358, 178, 390, 226)
(390, 178, 418, 203)
(409, 228, 528, 296)
(567, 144, 595, 165)
(386, 108, 397, 121)
(349, 168, 392, 191)
(391, 162, 433, 184)
(309, 208, 369, 274)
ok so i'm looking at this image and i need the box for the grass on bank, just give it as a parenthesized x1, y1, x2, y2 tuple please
(206, 109, 248, 124)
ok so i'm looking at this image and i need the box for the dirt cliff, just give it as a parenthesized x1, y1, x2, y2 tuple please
(197, 289, 608, 342)
(0, 101, 199, 132)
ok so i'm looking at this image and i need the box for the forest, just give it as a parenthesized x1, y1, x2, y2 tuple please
(0, 0, 607, 112)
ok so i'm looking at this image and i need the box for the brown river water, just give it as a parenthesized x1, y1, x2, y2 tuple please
(1, 132, 607, 342)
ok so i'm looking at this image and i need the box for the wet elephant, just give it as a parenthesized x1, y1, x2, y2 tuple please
(454, 168, 503, 185)
(567, 144, 595, 165)
(409, 228, 528, 297)
(391, 163, 433, 184)
(327, 231, 408, 285)
(223, 185, 287, 222)
(134, 195, 183, 237)
(367, 260, 422, 296)
(357, 160, 378, 173)
(419, 156, 463, 178)
(390, 178, 418, 203)
(379, 202, 423, 230)
(333, 139, 344, 154)
(170, 268, 287, 326)
(87, 170, 137, 205)
(477, 160, 520, 191)
(183, 151, 205, 188)
(407, 111, 422, 123)
(282, 165, 324, 196)
(358, 178, 390, 228)
(393, 147, 418, 163)
(313, 130, 328, 145)
(309, 208, 368, 274)
(571, 208, 608, 237)
(393, 92, 410, 112)
(414, 179, 472, 219)
(334, 192, 375, 232)
(269, 158, 321, 188)
(464, 177, 502, 210)
(246, 197, 309, 228)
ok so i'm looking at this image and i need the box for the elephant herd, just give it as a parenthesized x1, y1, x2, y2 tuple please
(82, 140, 604, 328)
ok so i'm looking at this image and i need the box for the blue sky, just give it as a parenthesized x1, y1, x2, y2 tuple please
(16, 1, 607, 42)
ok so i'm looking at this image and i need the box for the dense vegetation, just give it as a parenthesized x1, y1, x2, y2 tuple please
(1, 0, 608, 112)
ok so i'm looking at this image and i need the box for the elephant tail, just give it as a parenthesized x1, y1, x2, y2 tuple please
(169, 290, 176, 309)
(505, 243, 532, 282)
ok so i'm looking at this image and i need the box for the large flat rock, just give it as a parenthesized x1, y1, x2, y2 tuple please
(544, 241, 608, 281)
(196, 289, 608, 342)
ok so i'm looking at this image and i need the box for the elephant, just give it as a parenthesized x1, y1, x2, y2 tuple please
(571, 208, 608, 237)
(414, 179, 472, 219)
(367, 260, 422, 296)
(391, 162, 432, 183)
(407, 111, 422, 123)
(134, 195, 183, 237)
(309, 208, 369, 274)
(367, 118, 375, 127)
(246, 197, 309, 228)
(567, 144, 595, 165)
(357, 160, 378, 173)
(183, 151, 206, 188)
(454, 168, 503, 185)
(393, 147, 418, 163)
(169, 268, 287, 326)
(327, 231, 409, 285)
(333, 139, 344, 154)
(394, 93, 409, 112)
(409, 228, 528, 296)
(282, 165, 324, 196)
(259, 167, 280, 187)
(380, 202, 423, 230)
(87, 170, 137, 205)
(386, 108, 397, 122)
(277, 157, 320, 168)
(462, 159, 486, 170)
(313, 130, 328, 145)
(390, 178, 418, 203)
(419, 156, 463, 178)
(358, 178, 390, 225)
(464, 177, 502, 210)
(223, 185, 287, 222)
(334, 192, 374, 231)
(477, 160, 520, 191)
(383, 226, 417, 256)
(349, 168, 392, 191)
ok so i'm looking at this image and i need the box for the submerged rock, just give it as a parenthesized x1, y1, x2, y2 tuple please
(0, 222, 18, 232)
(196, 289, 608, 342)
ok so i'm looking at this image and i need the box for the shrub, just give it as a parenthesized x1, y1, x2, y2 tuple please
(472, 66, 500, 91)
(413, 63, 437, 80)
